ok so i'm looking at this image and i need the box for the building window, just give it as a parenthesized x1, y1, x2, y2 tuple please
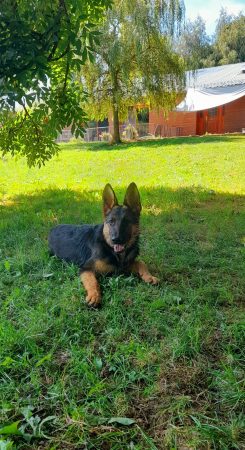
(208, 107, 218, 117)
(137, 108, 149, 123)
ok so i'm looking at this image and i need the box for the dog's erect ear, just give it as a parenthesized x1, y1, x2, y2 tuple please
(123, 182, 142, 215)
(103, 183, 118, 216)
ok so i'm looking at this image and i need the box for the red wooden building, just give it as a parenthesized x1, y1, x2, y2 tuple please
(58, 63, 245, 142)
(149, 62, 245, 137)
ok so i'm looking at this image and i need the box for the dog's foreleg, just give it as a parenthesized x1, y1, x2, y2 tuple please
(131, 261, 159, 285)
(80, 271, 101, 307)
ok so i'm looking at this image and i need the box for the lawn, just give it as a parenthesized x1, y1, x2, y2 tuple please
(0, 135, 245, 449)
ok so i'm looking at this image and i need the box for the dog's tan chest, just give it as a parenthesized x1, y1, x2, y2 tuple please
(94, 259, 115, 274)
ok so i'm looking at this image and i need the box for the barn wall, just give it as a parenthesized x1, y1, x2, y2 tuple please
(224, 96, 245, 133)
(149, 109, 197, 136)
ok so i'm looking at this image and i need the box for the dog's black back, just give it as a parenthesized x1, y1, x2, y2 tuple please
(49, 224, 98, 267)
(48, 221, 139, 273)
(48, 183, 142, 274)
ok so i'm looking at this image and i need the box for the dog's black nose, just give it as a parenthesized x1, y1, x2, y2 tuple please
(111, 237, 121, 244)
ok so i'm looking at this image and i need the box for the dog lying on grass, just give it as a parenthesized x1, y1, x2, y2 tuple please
(48, 183, 159, 306)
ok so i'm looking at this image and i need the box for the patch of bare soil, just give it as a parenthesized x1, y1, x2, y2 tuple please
(130, 359, 213, 449)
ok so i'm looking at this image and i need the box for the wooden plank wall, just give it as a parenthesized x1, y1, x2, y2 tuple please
(149, 109, 197, 136)
(149, 95, 245, 136)
(224, 96, 245, 133)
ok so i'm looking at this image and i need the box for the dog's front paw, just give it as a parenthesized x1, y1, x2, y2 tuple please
(86, 290, 101, 307)
(144, 275, 160, 285)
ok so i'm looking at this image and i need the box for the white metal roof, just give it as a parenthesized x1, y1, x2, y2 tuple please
(176, 84, 245, 111)
(186, 62, 245, 89)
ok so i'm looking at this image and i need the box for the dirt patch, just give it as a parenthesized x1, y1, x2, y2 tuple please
(130, 359, 212, 449)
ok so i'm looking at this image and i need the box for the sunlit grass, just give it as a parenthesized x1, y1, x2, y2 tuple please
(1, 135, 244, 201)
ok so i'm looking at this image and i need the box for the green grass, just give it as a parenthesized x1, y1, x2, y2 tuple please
(0, 135, 245, 449)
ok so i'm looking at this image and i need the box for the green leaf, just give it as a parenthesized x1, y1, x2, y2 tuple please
(87, 50, 95, 63)
(0, 357, 15, 368)
(81, 47, 88, 63)
(4, 260, 11, 271)
(0, 422, 21, 436)
(94, 357, 103, 370)
(108, 417, 136, 426)
(20, 406, 34, 420)
(35, 353, 52, 367)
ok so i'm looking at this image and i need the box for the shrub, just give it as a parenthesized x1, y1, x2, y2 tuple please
(122, 124, 138, 140)
(100, 132, 113, 143)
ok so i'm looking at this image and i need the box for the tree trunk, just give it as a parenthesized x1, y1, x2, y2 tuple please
(111, 70, 121, 144)
(112, 102, 121, 144)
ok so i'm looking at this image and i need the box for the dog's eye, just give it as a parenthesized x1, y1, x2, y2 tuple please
(109, 218, 115, 225)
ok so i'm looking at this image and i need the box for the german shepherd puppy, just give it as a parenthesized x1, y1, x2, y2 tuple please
(48, 183, 159, 307)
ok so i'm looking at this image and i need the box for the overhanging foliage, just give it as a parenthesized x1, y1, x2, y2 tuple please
(0, 0, 111, 166)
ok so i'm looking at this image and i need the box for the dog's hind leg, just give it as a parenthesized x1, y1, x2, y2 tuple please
(80, 271, 101, 307)
(130, 261, 159, 285)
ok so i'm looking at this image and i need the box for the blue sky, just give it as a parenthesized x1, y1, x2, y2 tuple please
(184, 0, 245, 35)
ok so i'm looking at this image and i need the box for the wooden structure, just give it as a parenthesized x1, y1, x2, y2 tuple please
(149, 63, 245, 136)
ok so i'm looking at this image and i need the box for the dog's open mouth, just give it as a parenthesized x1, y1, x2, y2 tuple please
(113, 244, 125, 253)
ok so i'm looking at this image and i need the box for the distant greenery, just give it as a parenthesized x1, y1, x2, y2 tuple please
(178, 8, 245, 69)
(213, 9, 245, 65)
(0, 135, 245, 449)
(177, 16, 212, 70)
(0, 0, 111, 166)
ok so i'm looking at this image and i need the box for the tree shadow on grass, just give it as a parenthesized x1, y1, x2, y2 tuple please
(1, 184, 244, 236)
(1, 185, 244, 295)
(1, 185, 244, 369)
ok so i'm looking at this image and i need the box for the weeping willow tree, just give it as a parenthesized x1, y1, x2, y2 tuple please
(82, 0, 186, 143)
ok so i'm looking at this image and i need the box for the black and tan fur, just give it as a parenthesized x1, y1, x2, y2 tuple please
(48, 183, 159, 306)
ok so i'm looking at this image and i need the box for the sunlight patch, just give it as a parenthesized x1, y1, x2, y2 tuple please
(0, 199, 15, 206)
(144, 205, 163, 216)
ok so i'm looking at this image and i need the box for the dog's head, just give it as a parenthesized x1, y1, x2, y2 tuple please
(102, 183, 141, 253)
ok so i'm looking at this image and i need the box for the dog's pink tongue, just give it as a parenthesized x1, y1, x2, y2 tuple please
(113, 244, 125, 253)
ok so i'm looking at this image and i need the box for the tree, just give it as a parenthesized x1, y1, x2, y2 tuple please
(82, 0, 185, 143)
(213, 9, 245, 65)
(177, 16, 212, 70)
(176, 9, 245, 70)
(0, 0, 111, 166)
